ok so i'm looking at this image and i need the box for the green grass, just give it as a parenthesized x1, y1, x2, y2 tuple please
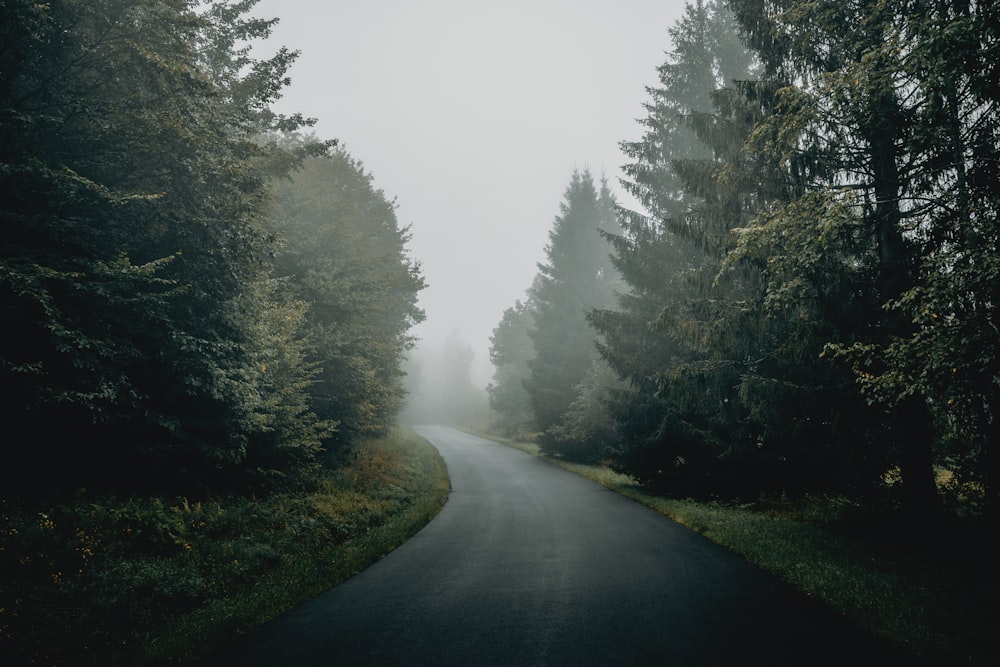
(8, 425, 993, 666)
(0, 428, 449, 666)
(478, 430, 998, 667)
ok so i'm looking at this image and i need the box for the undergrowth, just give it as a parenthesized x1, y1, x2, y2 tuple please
(478, 430, 997, 667)
(0, 428, 449, 666)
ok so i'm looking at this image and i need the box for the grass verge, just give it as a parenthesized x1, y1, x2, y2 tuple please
(0, 428, 450, 666)
(478, 431, 997, 667)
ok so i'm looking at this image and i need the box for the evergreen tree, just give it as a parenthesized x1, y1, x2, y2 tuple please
(0, 0, 323, 495)
(523, 169, 621, 449)
(547, 356, 626, 462)
(594, 0, 772, 496)
(714, 0, 1000, 519)
(487, 298, 537, 437)
(908, 0, 1000, 521)
(602, 0, 947, 500)
(725, 0, 961, 514)
(267, 142, 426, 453)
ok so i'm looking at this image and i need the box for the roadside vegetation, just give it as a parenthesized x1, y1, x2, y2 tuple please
(2, 4, 439, 665)
(485, 5, 1000, 664)
(0, 429, 449, 667)
(479, 431, 996, 667)
(490, 0, 1000, 531)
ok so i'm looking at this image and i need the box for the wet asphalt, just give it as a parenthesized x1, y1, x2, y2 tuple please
(200, 425, 922, 666)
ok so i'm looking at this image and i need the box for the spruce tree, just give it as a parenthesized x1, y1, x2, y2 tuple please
(488, 298, 537, 437)
(726, 0, 952, 514)
(522, 169, 621, 445)
(594, 0, 768, 495)
(0, 0, 323, 495)
(267, 143, 426, 452)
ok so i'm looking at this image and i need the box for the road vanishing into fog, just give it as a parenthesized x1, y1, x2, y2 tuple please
(204, 425, 920, 666)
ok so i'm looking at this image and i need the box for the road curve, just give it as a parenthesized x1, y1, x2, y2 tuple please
(202, 425, 919, 666)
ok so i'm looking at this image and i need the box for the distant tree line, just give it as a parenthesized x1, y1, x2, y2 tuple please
(490, 0, 1000, 523)
(400, 332, 488, 427)
(0, 0, 424, 499)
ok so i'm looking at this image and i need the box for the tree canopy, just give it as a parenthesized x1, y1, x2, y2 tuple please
(0, 0, 424, 498)
(267, 141, 425, 451)
(489, 168, 622, 459)
(514, 0, 1000, 523)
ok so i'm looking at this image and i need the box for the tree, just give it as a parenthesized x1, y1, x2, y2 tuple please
(707, 0, 1000, 520)
(836, 0, 1000, 520)
(487, 298, 537, 436)
(546, 356, 626, 463)
(594, 0, 778, 496)
(229, 278, 334, 490)
(0, 0, 323, 495)
(266, 142, 426, 452)
(523, 169, 622, 449)
(725, 0, 960, 515)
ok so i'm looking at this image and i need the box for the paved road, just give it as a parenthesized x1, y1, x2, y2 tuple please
(203, 425, 919, 666)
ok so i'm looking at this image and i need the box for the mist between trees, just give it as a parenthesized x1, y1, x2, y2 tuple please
(487, 0, 1000, 525)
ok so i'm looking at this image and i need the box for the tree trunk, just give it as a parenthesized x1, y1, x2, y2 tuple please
(868, 98, 942, 519)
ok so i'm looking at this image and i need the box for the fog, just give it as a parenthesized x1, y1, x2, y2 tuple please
(252, 0, 686, 388)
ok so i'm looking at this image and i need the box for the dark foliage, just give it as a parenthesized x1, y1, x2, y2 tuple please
(0, 1, 423, 499)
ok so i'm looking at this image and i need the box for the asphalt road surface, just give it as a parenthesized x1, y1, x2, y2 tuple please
(203, 425, 921, 666)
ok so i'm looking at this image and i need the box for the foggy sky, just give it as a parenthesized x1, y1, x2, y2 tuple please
(252, 0, 687, 386)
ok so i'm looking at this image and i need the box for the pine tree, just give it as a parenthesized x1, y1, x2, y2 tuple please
(726, 0, 953, 514)
(487, 298, 537, 437)
(0, 0, 322, 495)
(833, 0, 1000, 519)
(267, 143, 426, 452)
(522, 169, 621, 446)
(594, 0, 773, 496)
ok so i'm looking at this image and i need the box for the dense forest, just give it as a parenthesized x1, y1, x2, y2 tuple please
(3, 0, 999, 663)
(490, 0, 1000, 524)
(0, 0, 424, 499)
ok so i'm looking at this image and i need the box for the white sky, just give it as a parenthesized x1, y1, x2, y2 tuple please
(251, 0, 687, 387)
